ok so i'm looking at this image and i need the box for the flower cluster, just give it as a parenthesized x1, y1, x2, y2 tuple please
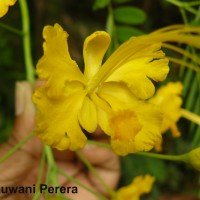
(33, 23, 169, 155)
(33, 23, 200, 155)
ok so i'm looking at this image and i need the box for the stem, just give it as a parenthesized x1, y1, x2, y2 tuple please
(87, 140, 189, 163)
(0, 132, 34, 163)
(181, 108, 200, 125)
(105, 4, 119, 58)
(76, 151, 116, 198)
(165, 0, 198, 14)
(136, 152, 189, 163)
(32, 191, 41, 200)
(36, 148, 46, 187)
(105, 4, 114, 38)
(0, 23, 23, 35)
(105, 4, 114, 58)
(57, 168, 109, 200)
(33, 148, 46, 200)
(87, 140, 111, 149)
(45, 145, 55, 166)
(19, 0, 35, 83)
(44, 145, 60, 187)
(179, 7, 188, 24)
(44, 145, 60, 199)
(43, 146, 71, 200)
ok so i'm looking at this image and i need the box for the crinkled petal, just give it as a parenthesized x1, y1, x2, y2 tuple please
(149, 82, 183, 134)
(32, 86, 87, 151)
(98, 83, 162, 155)
(131, 102, 162, 152)
(0, 0, 16, 17)
(105, 43, 169, 99)
(110, 102, 162, 156)
(64, 80, 85, 96)
(36, 24, 85, 98)
(83, 31, 110, 81)
(78, 96, 97, 133)
(115, 175, 155, 200)
(98, 82, 137, 109)
(88, 39, 169, 99)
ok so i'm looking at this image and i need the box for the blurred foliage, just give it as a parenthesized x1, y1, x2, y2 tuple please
(0, 0, 200, 199)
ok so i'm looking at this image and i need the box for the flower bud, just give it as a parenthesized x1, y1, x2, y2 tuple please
(187, 147, 200, 171)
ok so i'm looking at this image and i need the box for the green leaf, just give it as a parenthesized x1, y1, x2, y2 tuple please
(116, 26, 144, 42)
(113, 6, 146, 25)
(93, 0, 110, 10)
(112, 0, 131, 3)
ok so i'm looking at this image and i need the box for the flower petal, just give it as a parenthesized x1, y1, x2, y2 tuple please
(115, 175, 155, 200)
(90, 26, 200, 99)
(36, 24, 85, 98)
(105, 43, 169, 99)
(83, 31, 110, 81)
(149, 82, 183, 134)
(98, 82, 138, 109)
(90, 93, 113, 135)
(110, 102, 162, 156)
(97, 107, 113, 136)
(0, 0, 16, 17)
(132, 102, 162, 151)
(78, 96, 97, 133)
(32, 86, 87, 151)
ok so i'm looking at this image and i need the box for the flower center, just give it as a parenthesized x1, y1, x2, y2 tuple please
(109, 109, 142, 141)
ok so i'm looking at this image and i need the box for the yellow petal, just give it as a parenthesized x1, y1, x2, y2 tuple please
(149, 82, 183, 135)
(83, 31, 110, 81)
(170, 123, 181, 138)
(110, 109, 142, 156)
(115, 175, 155, 200)
(110, 101, 162, 156)
(105, 43, 169, 99)
(88, 25, 200, 97)
(89, 41, 169, 99)
(98, 82, 137, 109)
(154, 138, 163, 152)
(89, 93, 113, 135)
(32, 86, 87, 151)
(96, 107, 113, 135)
(78, 96, 97, 133)
(92, 82, 137, 136)
(133, 102, 162, 150)
(0, 0, 16, 17)
(97, 82, 162, 149)
(36, 24, 85, 98)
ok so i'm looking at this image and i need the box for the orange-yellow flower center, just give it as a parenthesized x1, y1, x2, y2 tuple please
(110, 110, 142, 141)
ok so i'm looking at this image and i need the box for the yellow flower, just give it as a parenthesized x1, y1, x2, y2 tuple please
(33, 24, 200, 154)
(33, 23, 168, 153)
(0, 0, 16, 17)
(109, 102, 162, 156)
(113, 175, 155, 200)
(149, 82, 183, 137)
